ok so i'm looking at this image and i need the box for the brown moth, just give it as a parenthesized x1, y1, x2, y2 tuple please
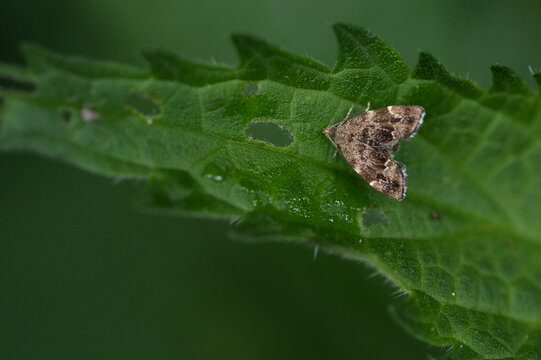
(323, 104, 425, 201)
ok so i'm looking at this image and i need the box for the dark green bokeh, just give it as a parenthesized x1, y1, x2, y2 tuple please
(1, 1, 539, 359)
(0, 155, 430, 359)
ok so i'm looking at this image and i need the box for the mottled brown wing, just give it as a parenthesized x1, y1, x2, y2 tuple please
(338, 141, 406, 200)
(338, 105, 425, 146)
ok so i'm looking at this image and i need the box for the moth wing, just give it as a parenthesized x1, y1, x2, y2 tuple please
(345, 105, 425, 141)
(339, 141, 406, 200)
(385, 105, 425, 139)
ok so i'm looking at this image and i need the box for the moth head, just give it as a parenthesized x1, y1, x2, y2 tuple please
(323, 126, 336, 139)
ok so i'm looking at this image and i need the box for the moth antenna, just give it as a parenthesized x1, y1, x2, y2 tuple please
(345, 104, 354, 120)
(364, 101, 371, 112)
(332, 104, 355, 129)
(324, 130, 339, 157)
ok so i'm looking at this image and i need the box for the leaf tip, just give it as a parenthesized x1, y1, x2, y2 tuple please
(230, 33, 270, 79)
(412, 51, 483, 99)
(142, 47, 235, 85)
(140, 46, 160, 60)
(140, 46, 176, 78)
(19, 42, 46, 56)
(331, 23, 409, 83)
(18, 42, 51, 72)
(489, 64, 531, 95)
(231, 33, 268, 56)
(332, 22, 374, 39)
(412, 51, 441, 80)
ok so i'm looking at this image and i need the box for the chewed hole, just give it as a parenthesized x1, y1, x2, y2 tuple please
(60, 108, 73, 123)
(0, 75, 36, 93)
(246, 121, 294, 147)
(361, 209, 389, 228)
(244, 83, 259, 97)
(125, 90, 161, 117)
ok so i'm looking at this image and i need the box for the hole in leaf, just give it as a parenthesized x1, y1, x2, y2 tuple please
(0, 75, 36, 93)
(361, 209, 388, 228)
(244, 83, 259, 97)
(246, 121, 294, 147)
(125, 90, 161, 117)
(60, 108, 73, 123)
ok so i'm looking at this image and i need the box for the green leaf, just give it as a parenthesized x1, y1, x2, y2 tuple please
(1, 24, 541, 359)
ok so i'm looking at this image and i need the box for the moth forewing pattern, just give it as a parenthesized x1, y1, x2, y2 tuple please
(323, 105, 425, 201)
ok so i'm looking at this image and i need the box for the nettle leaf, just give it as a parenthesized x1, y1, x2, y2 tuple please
(1, 24, 541, 359)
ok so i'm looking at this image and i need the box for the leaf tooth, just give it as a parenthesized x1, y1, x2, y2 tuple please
(412, 51, 483, 99)
(231, 33, 330, 88)
(412, 51, 444, 80)
(489, 64, 531, 95)
(142, 48, 181, 80)
(142, 47, 235, 86)
(331, 23, 409, 83)
(19, 43, 146, 79)
(19, 43, 57, 73)
(231, 34, 271, 80)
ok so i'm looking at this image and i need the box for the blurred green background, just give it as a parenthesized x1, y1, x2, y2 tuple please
(1, 0, 539, 359)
